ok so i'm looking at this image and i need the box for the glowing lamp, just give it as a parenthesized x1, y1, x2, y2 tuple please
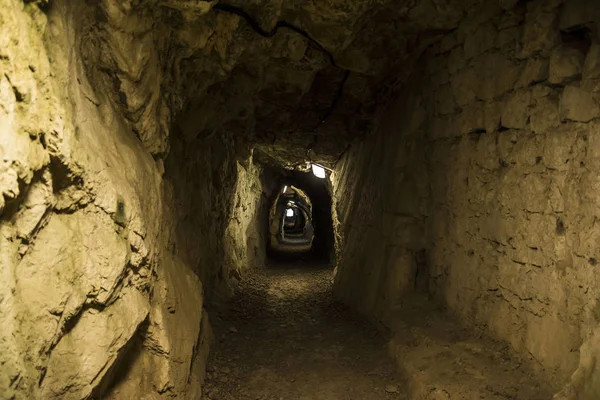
(286, 208, 294, 217)
(311, 164, 326, 179)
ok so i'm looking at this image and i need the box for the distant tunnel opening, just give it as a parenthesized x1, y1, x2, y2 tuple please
(265, 168, 335, 264)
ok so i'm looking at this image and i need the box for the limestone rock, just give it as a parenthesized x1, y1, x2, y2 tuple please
(457, 103, 486, 134)
(40, 289, 150, 399)
(448, 46, 467, 75)
(553, 327, 600, 399)
(497, 10, 523, 31)
(516, 57, 549, 89)
(484, 100, 505, 133)
(428, 116, 456, 140)
(11, 170, 53, 240)
(549, 47, 585, 85)
(103, 257, 211, 399)
(440, 32, 460, 53)
(455, 1, 501, 38)
(559, 0, 600, 32)
(332, 1, 600, 396)
(475, 52, 523, 101)
(582, 44, 600, 92)
(530, 93, 561, 133)
(464, 22, 497, 60)
(520, 4, 560, 58)
(560, 85, 600, 122)
(7, 0, 600, 399)
(501, 90, 533, 129)
(541, 128, 580, 170)
(435, 84, 459, 115)
(451, 67, 478, 106)
(385, 384, 399, 393)
(496, 26, 521, 51)
(17, 209, 130, 315)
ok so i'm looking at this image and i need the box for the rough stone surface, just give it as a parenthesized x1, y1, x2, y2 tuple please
(520, 0, 560, 58)
(387, 298, 554, 400)
(549, 47, 585, 85)
(5, 0, 600, 398)
(501, 90, 533, 129)
(516, 57, 550, 89)
(560, 85, 600, 122)
(2, 0, 475, 396)
(41, 289, 150, 399)
(332, 1, 600, 398)
(66, 0, 480, 169)
(1, 1, 264, 398)
(530, 90, 561, 133)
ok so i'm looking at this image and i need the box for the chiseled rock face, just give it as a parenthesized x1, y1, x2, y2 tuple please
(2, 1, 238, 398)
(560, 85, 600, 122)
(333, 0, 600, 397)
(74, 0, 482, 168)
(103, 257, 210, 399)
(41, 289, 150, 399)
(549, 46, 585, 84)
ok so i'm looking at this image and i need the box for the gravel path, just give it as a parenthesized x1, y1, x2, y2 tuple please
(202, 262, 405, 400)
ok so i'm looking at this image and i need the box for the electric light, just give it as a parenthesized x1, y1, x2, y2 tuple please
(311, 164, 326, 178)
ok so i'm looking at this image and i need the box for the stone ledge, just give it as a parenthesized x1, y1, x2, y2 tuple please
(385, 297, 556, 400)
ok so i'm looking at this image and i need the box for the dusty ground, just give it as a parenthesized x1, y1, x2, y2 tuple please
(203, 261, 405, 400)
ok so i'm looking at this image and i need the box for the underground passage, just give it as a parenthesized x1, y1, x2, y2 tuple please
(3, 0, 600, 399)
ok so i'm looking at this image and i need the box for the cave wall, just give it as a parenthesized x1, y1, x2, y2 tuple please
(165, 134, 265, 301)
(424, 1, 600, 396)
(331, 73, 429, 321)
(225, 159, 266, 280)
(0, 2, 265, 398)
(333, 0, 600, 397)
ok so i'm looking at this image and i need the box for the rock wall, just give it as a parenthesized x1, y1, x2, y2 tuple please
(333, 0, 600, 397)
(165, 134, 265, 302)
(425, 1, 600, 396)
(225, 160, 267, 282)
(0, 2, 265, 398)
(331, 76, 429, 322)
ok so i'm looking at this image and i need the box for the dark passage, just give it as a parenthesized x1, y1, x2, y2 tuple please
(265, 168, 335, 264)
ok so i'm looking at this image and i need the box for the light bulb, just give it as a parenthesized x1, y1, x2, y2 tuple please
(311, 164, 326, 178)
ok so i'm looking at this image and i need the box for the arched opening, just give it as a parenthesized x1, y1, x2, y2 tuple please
(267, 184, 315, 256)
(263, 166, 335, 264)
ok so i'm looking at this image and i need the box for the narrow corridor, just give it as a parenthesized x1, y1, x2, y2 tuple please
(203, 262, 404, 400)
(5, 1, 600, 398)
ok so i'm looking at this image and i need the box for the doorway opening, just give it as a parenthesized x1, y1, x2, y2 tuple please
(266, 169, 335, 264)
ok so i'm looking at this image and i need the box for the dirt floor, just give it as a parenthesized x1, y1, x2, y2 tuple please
(202, 261, 406, 400)
(202, 259, 555, 400)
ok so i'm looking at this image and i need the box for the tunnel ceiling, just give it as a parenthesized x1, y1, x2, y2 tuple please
(84, 0, 480, 168)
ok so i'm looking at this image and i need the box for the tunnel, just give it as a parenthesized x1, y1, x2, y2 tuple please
(2, 0, 600, 399)
(264, 164, 336, 264)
